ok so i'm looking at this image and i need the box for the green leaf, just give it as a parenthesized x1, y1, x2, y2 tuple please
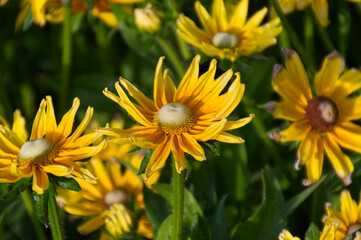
(22, 7, 33, 31)
(50, 175, 81, 192)
(71, 13, 84, 33)
(33, 190, 49, 227)
(0, 177, 31, 200)
(156, 216, 172, 240)
(232, 166, 285, 240)
(212, 195, 229, 240)
(305, 223, 320, 240)
(201, 141, 220, 156)
(137, 149, 154, 175)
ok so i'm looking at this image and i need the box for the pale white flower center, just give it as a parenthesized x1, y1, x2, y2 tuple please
(104, 189, 129, 208)
(212, 32, 239, 49)
(319, 101, 337, 123)
(155, 103, 195, 134)
(18, 139, 57, 166)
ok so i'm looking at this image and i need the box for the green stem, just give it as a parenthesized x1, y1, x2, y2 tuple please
(278, 29, 291, 50)
(21, 190, 47, 240)
(304, 9, 314, 55)
(48, 194, 63, 240)
(172, 158, 184, 240)
(242, 96, 293, 183)
(312, 12, 335, 52)
(270, 0, 315, 74)
(156, 36, 186, 78)
(60, 2, 72, 114)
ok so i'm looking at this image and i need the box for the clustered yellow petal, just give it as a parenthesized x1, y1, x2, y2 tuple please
(57, 135, 158, 239)
(101, 55, 253, 178)
(0, 96, 106, 194)
(270, 50, 361, 185)
(134, 4, 162, 33)
(177, 0, 282, 61)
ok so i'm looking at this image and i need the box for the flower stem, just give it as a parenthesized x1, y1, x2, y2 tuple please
(156, 36, 186, 78)
(60, 2, 72, 114)
(21, 190, 47, 240)
(48, 194, 64, 240)
(172, 158, 184, 240)
(270, 0, 315, 74)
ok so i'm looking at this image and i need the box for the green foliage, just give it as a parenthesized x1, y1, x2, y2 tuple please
(305, 223, 320, 240)
(0, 178, 31, 200)
(50, 175, 81, 192)
(137, 149, 154, 175)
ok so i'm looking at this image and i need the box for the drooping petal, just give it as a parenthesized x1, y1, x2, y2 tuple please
(324, 133, 353, 185)
(41, 164, 73, 177)
(77, 215, 105, 235)
(214, 132, 244, 144)
(314, 52, 345, 97)
(223, 114, 254, 130)
(171, 135, 187, 173)
(304, 134, 324, 183)
(32, 167, 49, 194)
(145, 137, 171, 177)
(298, 130, 318, 165)
(57, 140, 107, 162)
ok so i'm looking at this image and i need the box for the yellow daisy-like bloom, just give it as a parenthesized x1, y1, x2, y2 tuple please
(134, 4, 162, 34)
(92, 0, 143, 28)
(323, 190, 361, 240)
(177, 0, 282, 61)
(101, 55, 253, 178)
(16, 0, 87, 27)
(270, 50, 361, 185)
(57, 148, 158, 239)
(278, 230, 301, 240)
(0, 96, 106, 194)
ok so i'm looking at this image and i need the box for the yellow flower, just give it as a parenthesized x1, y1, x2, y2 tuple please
(134, 4, 162, 33)
(177, 0, 282, 61)
(57, 152, 158, 239)
(278, 230, 301, 240)
(0, 0, 8, 6)
(323, 190, 361, 240)
(0, 96, 106, 194)
(16, 0, 88, 27)
(270, 50, 361, 185)
(92, 0, 144, 28)
(101, 55, 253, 178)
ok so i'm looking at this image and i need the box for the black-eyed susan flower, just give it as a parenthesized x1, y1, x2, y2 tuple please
(0, 96, 106, 194)
(92, 0, 144, 28)
(269, 50, 361, 185)
(101, 55, 253, 178)
(57, 145, 158, 239)
(323, 190, 361, 240)
(177, 0, 282, 61)
(134, 4, 162, 34)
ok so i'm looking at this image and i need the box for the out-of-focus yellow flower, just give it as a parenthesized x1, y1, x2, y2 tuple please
(0, 96, 106, 194)
(323, 190, 361, 240)
(0, 0, 8, 6)
(92, 0, 144, 28)
(278, 230, 301, 240)
(134, 4, 162, 34)
(100, 55, 253, 178)
(16, 0, 87, 27)
(269, 50, 361, 185)
(177, 0, 282, 61)
(57, 135, 158, 239)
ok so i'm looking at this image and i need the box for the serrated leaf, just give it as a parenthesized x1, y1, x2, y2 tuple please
(0, 177, 31, 200)
(305, 223, 320, 240)
(50, 175, 81, 192)
(33, 191, 49, 227)
(156, 216, 172, 240)
(137, 149, 154, 175)
(212, 195, 228, 240)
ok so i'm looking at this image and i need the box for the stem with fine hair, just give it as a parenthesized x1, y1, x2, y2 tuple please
(48, 194, 64, 240)
(270, 0, 315, 74)
(21, 190, 47, 240)
(156, 36, 186, 78)
(60, 2, 72, 114)
(172, 157, 184, 240)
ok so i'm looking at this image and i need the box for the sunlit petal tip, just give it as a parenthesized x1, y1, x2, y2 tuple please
(325, 51, 345, 72)
(272, 64, 284, 81)
(324, 202, 331, 209)
(268, 131, 281, 142)
(342, 173, 352, 186)
(282, 48, 297, 59)
(294, 157, 301, 171)
(302, 178, 315, 186)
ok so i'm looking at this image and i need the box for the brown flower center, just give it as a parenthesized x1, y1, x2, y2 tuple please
(305, 97, 338, 132)
(18, 139, 59, 167)
(103, 189, 129, 209)
(155, 102, 195, 135)
(212, 32, 239, 49)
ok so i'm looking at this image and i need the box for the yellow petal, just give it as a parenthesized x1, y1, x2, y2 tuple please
(32, 167, 49, 194)
(223, 114, 254, 130)
(311, 0, 329, 27)
(299, 130, 318, 164)
(12, 110, 28, 142)
(333, 121, 361, 154)
(10, 163, 33, 178)
(29, 0, 47, 26)
(324, 133, 353, 185)
(243, 7, 267, 30)
(0, 127, 21, 155)
(145, 137, 171, 178)
(214, 132, 244, 144)
(179, 133, 206, 161)
(45, 96, 57, 142)
(273, 101, 306, 121)
(171, 135, 187, 173)
(77, 215, 105, 235)
(193, 119, 227, 142)
(278, 230, 301, 240)
(41, 164, 73, 177)
(337, 95, 361, 121)
(54, 98, 80, 144)
(90, 158, 113, 192)
(304, 134, 324, 183)
(153, 56, 167, 109)
(314, 52, 345, 97)
(212, 0, 228, 31)
(63, 201, 103, 216)
(177, 15, 211, 46)
(340, 190, 359, 224)
(194, 1, 217, 34)
(30, 99, 46, 140)
(328, 68, 361, 101)
(229, 0, 248, 30)
(137, 213, 154, 239)
(0, 171, 20, 183)
(279, 120, 311, 142)
(57, 140, 107, 161)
